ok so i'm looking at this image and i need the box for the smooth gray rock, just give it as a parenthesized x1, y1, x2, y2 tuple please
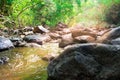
(23, 34, 51, 45)
(0, 37, 14, 52)
(47, 43, 120, 80)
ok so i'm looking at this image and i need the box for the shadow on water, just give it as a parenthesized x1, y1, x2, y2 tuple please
(0, 43, 61, 80)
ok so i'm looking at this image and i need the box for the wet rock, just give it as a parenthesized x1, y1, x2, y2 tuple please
(59, 33, 74, 48)
(74, 35, 95, 43)
(33, 26, 49, 34)
(97, 26, 120, 43)
(0, 56, 9, 65)
(108, 38, 120, 45)
(0, 37, 14, 52)
(25, 43, 41, 47)
(47, 43, 120, 80)
(10, 37, 26, 47)
(23, 34, 51, 45)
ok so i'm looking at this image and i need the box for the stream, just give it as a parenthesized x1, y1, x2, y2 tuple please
(0, 43, 61, 80)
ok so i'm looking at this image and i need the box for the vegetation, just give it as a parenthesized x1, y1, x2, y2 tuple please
(0, 0, 120, 28)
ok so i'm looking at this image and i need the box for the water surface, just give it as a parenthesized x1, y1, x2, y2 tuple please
(0, 43, 61, 80)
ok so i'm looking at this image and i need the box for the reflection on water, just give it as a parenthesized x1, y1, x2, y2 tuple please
(0, 43, 61, 80)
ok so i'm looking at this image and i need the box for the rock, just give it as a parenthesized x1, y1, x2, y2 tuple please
(71, 28, 97, 38)
(0, 56, 9, 65)
(55, 31, 65, 35)
(33, 26, 49, 34)
(47, 43, 120, 80)
(59, 33, 74, 48)
(49, 33, 61, 39)
(62, 28, 71, 34)
(25, 43, 41, 47)
(97, 29, 110, 36)
(50, 39, 62, 43)
(53, 28, 71, 35)
(23, 34, 51, 45)
(55, 22, 68, 31)
(10, 37, 26, 47)
(23, 26, 33, 32)
(97, 26, 120, 43)
(20, 35, 25, 38)
(0, 37, 14, 52)
(23, 31, 33, 35)
(42, 54, 58, 62)
(108, 38, 120, 45)
(13, 29, 23, 35)
(74, 35, 95, 43)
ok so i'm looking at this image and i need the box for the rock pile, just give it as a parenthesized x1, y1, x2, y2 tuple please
(47, 26, 120, 80)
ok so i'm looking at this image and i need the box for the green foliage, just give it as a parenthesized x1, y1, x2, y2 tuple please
(68, 0, 120, 27)
(1, 0, 120, 28)
(0, 0, 86, 27)
(105, 1, 120, 25)
(10, 0, 82, 27)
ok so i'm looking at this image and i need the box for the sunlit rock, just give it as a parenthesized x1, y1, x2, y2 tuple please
(33, 26, 49, 34)
(42, 53, 59, 62)
(49, 32, 61, 39)
(59, 33, 74, 48)
(71, 27, 97, 38)
(74, 35, 95, 43)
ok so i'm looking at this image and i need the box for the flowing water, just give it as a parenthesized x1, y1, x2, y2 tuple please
(0, 43, 61, 80)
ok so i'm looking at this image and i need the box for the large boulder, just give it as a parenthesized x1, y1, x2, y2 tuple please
(97, 26, 120, 43)
(47, 43, 120, 80)
(0, 37, 14, 52)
